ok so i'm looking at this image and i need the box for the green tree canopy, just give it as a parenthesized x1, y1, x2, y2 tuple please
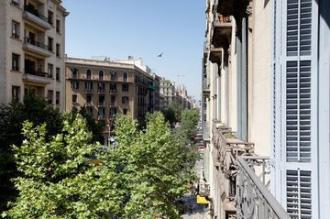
(4, 113, 197, 218)
(0, 94, 63, 212)
(110, 113, 196, 218)
(4, 115, 122, 219)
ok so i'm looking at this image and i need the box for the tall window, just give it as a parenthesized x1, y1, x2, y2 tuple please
(56, 91, 60, 105)
(72, 94, 77, 104)
(98, 107, 105, 119)
(123, 108, 128, 115)
(47, 90, 53, 104)
(86, 94, 92, 103)
(123, 72, 128, 82)
(86, 69, 91, 79)
(56, 43, 60, 57)
(122, 83, 129, 92)
(109, 107, 117, 118)
(99, 95, 105, 105)
(12, 53, 20, 71)
(71, 81, 79, 90)
(72, 68, 78, 78)
(85, 81, 93, 91)
(56, 67, 60, 81)
(111, 95, 116, 104)
(56, 19, 60, 33)
(48, 10, 54, 25)
(12, 86, 20, 102)
(98, 82, 105, 93)
(99, 71, 104, 80)
(11, 20, 20, 38)
(48, 37, 53, 52)
(48, 64, 53, 78)
(110, 72, 116, 80)
(110, 83, 117, 92)
(122, 96, 129, 104)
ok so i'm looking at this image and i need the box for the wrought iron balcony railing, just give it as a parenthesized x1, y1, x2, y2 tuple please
(211, 124, 290, 218)
(24, 38, 49, 50)
(236, 157, 290, 219)
(25, 70, 50, 78)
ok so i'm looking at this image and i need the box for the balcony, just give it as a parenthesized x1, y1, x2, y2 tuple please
(23, 38, 53, 57)
(23, 70, 51, 85)
(236, 156, 290, 219)
(215, 0, 235, 16)
(209, 46, 222, 64)
(202, 77, 210, 94)
(211, 124, 290, 218)
(212, 14, 232, 49)
(23, 5, 52, 30)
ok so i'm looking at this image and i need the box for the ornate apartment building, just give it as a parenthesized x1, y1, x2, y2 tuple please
(202, 0, 330, 218)
(65, 57, 156, 143)
(159, 78, 176, 108)
(0, 0, 68, 110)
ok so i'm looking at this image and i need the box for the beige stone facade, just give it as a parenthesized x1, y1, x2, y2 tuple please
(65, 57, 156, 143)
(0, 0, 68, 111)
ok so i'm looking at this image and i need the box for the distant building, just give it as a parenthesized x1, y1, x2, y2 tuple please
(0, 0, 68, 110)
(152, 73, 161, 112)
(175, 85, 193, 109)
(65, 57, 155, 143)
(159, 78, 176, 109)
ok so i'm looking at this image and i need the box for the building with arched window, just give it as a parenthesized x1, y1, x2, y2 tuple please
(65, 57, 158, 144)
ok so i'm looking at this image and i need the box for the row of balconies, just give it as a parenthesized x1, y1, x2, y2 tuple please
(71, 75, 132, 83)
(209, 122, 290, 218)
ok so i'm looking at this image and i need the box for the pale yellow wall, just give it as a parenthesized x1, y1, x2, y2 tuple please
(249, 0, 273, 156)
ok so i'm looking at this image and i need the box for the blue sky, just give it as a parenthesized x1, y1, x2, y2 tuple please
(63, 0, 205, 100)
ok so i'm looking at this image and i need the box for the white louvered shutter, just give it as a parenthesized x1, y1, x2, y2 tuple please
(286, 0, 312, 162)
(285, 0, 313, 217)
(286, 170, 312, 219)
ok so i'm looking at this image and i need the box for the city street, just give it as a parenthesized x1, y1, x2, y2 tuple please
(181, 133, 209, 219)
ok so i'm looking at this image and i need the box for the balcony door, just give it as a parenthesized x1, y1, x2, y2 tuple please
(28, 31, 35, 44)
(25, 59, 35, 74)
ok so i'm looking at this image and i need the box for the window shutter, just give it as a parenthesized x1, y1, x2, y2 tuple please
(287, 0, 312, 57)
(286, 0, 312, 162)
(286, 170, 312, 219)
(299, 0, 312, 56)
(286, 60, 311, 162)
(298, 61, 311, 161)
(287, 0, 299, 56)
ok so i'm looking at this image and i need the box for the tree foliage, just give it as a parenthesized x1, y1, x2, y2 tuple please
(110, 113, 196, 218)
(179, 109, 200, 142)
(4, 115, 122, 219)
(67, 106, 105, 144)
(0, 94, 104, 213)
(4, 112, 197, 218)
(0, 94, 63, 212)
(161, 102, 185, 127)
